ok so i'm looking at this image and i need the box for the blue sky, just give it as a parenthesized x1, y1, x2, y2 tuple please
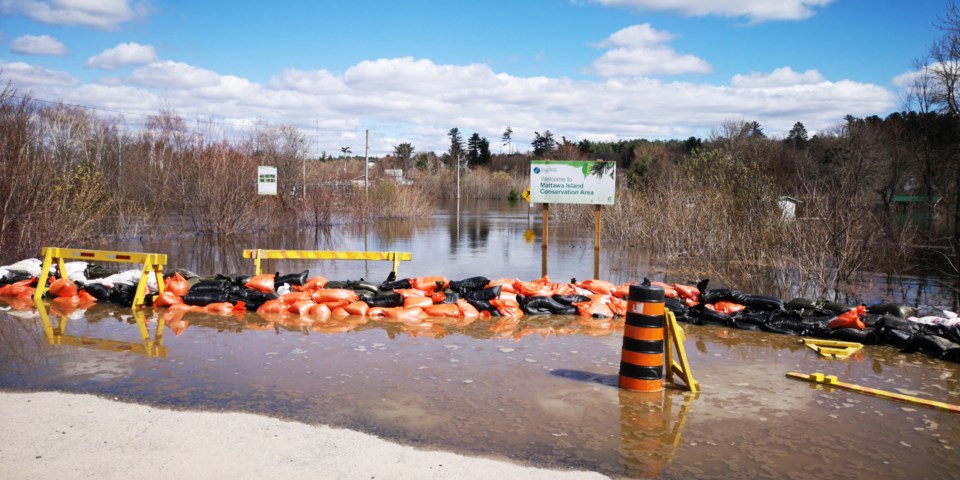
(0, 0, 950, 155)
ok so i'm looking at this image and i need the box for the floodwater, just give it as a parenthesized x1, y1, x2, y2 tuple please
(1, 199, 959, 479)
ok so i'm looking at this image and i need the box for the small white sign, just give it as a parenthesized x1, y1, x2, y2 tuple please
(529, 160, 616, 205)
(258, 166, 277, 196)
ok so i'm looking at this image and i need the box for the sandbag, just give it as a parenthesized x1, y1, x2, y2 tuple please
(829, 327, 880, 345)
(49, 278, 78, 298)
(822, 301, 854, 315)
(700, 289, 749, 305)
(742, 295, 784, 311)
(467, 298, 500, 316)
(379, 278, 412, 292)
(184, 291, 231, 306)
(276, 270, 309, 287)
(244, 274, 275, 293)
(214, 273, 250, 287)
(108, 284, 137, 306)
(552, 294, 591, 306)
(523, 296, 577, 315)
(364, 293, 404, 308)
(228, 289, 274, 311)
(440, 292, 461, 304)
(189, 279, 233, 294)
(165, 272, 191, 297)
(696, 308, 732, 327)
(913, 334, 960, 361)
(463, 285, 502, 302)
(785, 297, 818, 310)
(867, 303, 917, 319)
(449, 276, 490, 293)
(81, 283, 112, 302)
(732, 311, 771, 331)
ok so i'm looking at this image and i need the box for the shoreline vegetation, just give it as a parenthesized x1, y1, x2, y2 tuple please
(2, 83, 959, 304)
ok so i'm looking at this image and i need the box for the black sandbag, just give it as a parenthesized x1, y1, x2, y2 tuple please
(946, 325, 960, 344)
(875, 314, 916, 332)
(553, 294, 591, 306)
(184, 291, 231, 306)
(785, 297, 818, 310)
(829, 327, 880, 345)
(914, 334, 960, 360)
(379, 278, 412, 291)
(467, 298, 500, 316)
(364, 293, 404, 308)
(696, 308, 732, 327)
(882, 327, 915, 348)
(862, 313, 883, 328)
(523, 296, 577, 315)
(188, 279, 234, 294)
(328, 280, 379, 294)
(799, 318, 832, 337)
(81, 283, 112, 302)
(108, 284, 137, 306)
(449, 276, 491, 293)
(463, 285, 502, 302)
(822, 301, 853, 315)
(275, 270, 308, 287)
(440, 292, 461, 304)
(867, 303, 917, 319)
(763, 311, 804, 335)
(215, 273, 250, 287)
(733, 311, 771, 331)
(700, 289, 749, 305)
(353, 280, 380, 294)
(742, 295, 784, 311)
(665, 298, 687, 314)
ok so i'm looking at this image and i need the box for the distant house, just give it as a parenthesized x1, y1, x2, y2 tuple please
(779, 196, 800, 221)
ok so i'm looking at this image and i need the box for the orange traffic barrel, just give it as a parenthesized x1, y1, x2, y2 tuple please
(619, 284, 664, 392)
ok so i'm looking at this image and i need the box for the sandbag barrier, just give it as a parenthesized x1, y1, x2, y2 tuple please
(3, 255, 960, 365)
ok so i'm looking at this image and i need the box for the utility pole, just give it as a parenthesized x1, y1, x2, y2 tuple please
(364, 129, 369, 198)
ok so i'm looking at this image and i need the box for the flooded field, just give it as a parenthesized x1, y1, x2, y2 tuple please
(1, 199, 959, 478)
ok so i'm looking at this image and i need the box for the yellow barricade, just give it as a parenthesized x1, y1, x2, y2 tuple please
(33, 247, 167, 308)
(242, 249, 413, 276)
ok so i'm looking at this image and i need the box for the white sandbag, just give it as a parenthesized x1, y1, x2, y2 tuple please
(85, 270, 159, 293)
(63, 262, 88, 283)
(4, 258, 42, 277)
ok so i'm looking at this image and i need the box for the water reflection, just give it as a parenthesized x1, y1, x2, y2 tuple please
(36, 300, 167, 358)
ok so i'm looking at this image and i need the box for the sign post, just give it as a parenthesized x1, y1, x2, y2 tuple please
(529, 160, 616, 277)
(258, 166, 278, 270)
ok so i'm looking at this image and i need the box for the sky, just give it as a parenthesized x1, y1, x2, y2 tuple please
(0, 0, 951, 156)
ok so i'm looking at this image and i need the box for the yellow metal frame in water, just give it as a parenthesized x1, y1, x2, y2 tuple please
(802, 338, 863, 359)
(242, 249, 413, 276)
(33, 247, 167, 308)
(787, 372, 960, 413)
(664, 310, 700, 392)
(35, 299, 167, 358)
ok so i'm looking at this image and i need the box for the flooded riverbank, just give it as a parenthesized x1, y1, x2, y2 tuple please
(2, 199, 959, 478)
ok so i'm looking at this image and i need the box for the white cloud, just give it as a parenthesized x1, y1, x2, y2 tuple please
(129, 61, 220, 89)
(0, 0, 146, 29)
(0, 60, 77, 86)
(591, 24, 712, 77)
(731, 67, 825, 88)
(2, 55, 894, 154)
(85, 42, 157, 70)
(10, 34, 67, 55)
(592, 0, 834, 22)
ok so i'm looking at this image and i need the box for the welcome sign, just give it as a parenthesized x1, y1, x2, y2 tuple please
(529, 160, 616, 205)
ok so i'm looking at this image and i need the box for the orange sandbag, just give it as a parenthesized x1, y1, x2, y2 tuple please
(578, 279, 616, 296)
(609, 296, 627, 316)
(422, 303, 462, 318)
(302, 276, 329, 291)
(78, 290, 98, 303)
(650, 281, 679, 299)
(431, 291, 446, 304)
(205, 302, 237, 315)
(490, 298, 524, 318)
(320, 299, 351, 310)
(487, 278, 518, 293)
(331, 307, 350, 317)
(382, 306, 425, 321)
(513, 280, 556, 297)
(257, 299, 287, 315)
(366, 307, 385, 318)
(49, 277, 78, 298)
(245, 274, 275, 293)
(707, 301, 746, 315)
(342, 301, 369, 316)
(311, 289, 359, 304)
(307, 303, 332, 321)
(456, 298, 480, 318)
(572, 300, 615, 318)
(0, 279, 34, 297)
(153, 291, 183, 308)
(404, 296, 433, 309)
(164, 272, 190, 297)
(412, 276, 449, 293)
(673, 283, 700, 303)
(393, 288, 427, 299)
(287, 299, 315, 316)
(828, 305, 867, 330)
(282, 291, 312, 305)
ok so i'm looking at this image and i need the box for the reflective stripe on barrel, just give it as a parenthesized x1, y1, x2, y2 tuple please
(620, 284, 664, 392)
